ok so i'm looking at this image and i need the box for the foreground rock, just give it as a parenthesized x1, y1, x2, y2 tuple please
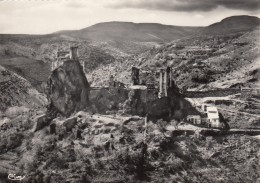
(32, 114, 48, 132)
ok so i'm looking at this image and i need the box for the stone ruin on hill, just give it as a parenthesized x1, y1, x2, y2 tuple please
(46, 47, 199, 121)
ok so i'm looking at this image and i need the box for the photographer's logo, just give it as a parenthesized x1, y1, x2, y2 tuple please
(8, 174, 25, 181)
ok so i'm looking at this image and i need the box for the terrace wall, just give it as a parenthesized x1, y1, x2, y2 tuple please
(183, 89, 241, 98)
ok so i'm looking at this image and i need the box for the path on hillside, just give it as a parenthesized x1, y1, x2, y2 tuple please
(166, 123, 260, 134)
(91, 114, 143, 125)
(217, 107, 260, 118)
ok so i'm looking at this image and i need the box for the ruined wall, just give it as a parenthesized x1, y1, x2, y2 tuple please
(89, 77, 199, 121)
(89, 86, 128, 114)
(146, 94, 200, 121)
(123, 85, 199, 121)
(131, 67, 140, 85)
(183, 89, 241, 98)
(240, 88, 260, 99)
(48, 60, 90, 116)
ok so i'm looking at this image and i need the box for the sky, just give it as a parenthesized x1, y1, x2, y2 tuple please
(0, 0, 259, 34)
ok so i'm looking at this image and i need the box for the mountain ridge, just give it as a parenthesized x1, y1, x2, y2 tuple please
(0, 15, 259, 91)
(201, 15, 260, 35)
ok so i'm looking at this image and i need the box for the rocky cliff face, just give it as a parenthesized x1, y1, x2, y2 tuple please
(47, 60, 90, 116)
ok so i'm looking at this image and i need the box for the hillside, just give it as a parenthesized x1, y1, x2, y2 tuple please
(89, 26, 260, 90)
(65, 15, 260, 89)
(0, 111, 259, 182)
(201, 15, 260, 35)
(55, 22, 202, 55)
(0, 15, 260, 183)
(0, 65, 47, 112)
(0, 35, 119, 90)
(0, 15, 259, 91)
(58, 22, 201, 42)
(0, 22, 200, 90)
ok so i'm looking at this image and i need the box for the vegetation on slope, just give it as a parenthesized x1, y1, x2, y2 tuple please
(0, 112, 259, 182)
(90, 26, 260, 90)
(0, 65, 47, 111)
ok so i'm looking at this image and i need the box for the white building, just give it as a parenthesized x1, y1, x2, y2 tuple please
(206, 106, 220, 128)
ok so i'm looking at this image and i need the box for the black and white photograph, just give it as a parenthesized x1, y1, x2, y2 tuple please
(0, 0, 259, 182)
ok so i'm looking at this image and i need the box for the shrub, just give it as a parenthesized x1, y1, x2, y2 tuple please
(0, 135, 8, 153)
(6, 132, 24, 150)
(156, 119, 168, 134)
(45, 153, 68, 169)
(112, 145, 150, 181)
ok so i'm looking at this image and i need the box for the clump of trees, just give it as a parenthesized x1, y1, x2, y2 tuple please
(0, 132, 24, 153)
(191, 68, 214, 83)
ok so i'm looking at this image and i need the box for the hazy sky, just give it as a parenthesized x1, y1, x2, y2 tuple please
(0, 0, 259, 34)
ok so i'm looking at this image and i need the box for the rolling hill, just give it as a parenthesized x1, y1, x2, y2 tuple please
(201, 15, 260, 35)
(54, 22, 203, 55)
(0, 15, 259, 92)
(88, 19, 260, 90)
(57, 21, 202, 43)
(0, 15, 260, 183)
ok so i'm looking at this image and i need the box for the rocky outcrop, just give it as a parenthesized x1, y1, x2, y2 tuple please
(62, 116, 77, 132)
(32, 114, 48, 132)
(47, 60, 90, 116)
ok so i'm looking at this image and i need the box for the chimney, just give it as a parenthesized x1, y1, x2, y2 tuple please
(70, 46, 78, 60)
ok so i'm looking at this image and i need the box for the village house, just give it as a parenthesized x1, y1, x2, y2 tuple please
(187, 115, 202, 125)
(206, 106, 221, 128)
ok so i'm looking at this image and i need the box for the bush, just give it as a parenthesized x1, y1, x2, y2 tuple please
(45, 153, 68, 169)
(112, 142, 150, 181)
(157, 119, 168, 134)
(6, 132, 24, 150)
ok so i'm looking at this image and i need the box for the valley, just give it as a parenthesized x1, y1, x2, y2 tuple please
(0, 15, 259, 183)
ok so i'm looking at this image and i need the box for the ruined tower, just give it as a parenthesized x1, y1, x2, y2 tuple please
(158, 67, 172, 98)
(70, 46, 78, 60)
(52, 46, 79, 71)
(131, 67, 140, 85)
(158, 69, 164, 98)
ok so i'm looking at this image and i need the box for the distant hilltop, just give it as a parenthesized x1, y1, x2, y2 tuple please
(54, 15, 260, 43)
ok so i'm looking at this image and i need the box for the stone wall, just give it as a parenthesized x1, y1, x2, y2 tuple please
(89, 81, 199, 121)
(123, 86, 199, 121)
(240, 88, 260, 99)
(89, 85, 128, 114)
(183, 89, 241, 98)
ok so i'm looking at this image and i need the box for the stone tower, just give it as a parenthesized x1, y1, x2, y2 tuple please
(52, 46, 79, 71)
(70, 46, 78, 60)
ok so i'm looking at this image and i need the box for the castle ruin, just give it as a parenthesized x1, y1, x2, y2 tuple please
(51, 46, 79, 71)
